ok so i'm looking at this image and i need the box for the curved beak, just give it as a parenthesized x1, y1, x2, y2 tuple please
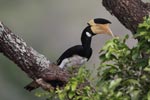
(103, 24, 115, 37)
(88, 19, 115, 37)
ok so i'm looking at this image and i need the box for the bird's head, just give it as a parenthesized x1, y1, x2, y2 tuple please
(87, 18, 115, 37)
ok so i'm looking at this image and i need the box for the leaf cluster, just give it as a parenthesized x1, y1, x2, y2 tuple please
(97, 16, 150, 100)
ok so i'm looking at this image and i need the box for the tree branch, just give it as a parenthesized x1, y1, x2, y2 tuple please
(0, 22, 70, 91)
(102, 0, 150, 33)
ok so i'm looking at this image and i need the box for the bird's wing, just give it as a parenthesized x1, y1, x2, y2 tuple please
(56, 45, 83, 65)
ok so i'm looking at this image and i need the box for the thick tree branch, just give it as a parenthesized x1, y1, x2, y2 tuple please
(102, 0, 150, 33)
(0, 22, 70, 91)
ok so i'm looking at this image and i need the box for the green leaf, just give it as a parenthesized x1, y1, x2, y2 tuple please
(105, 51, 111, 59)
(99, 53, 107, 62)
(124, 79, 140, 86)
(131, 48, 140, 60)
(147, 91, 150, 100)
(58, 92, 65, 100)
(35, 92, 42, 97)
(149, 58, 150, 66)
(82, 97, 90, 100)
(109, 78, 122, 90)
(71, 81, 78, 91)
(116, 91, 123, 98)
(130, 90, 140, 100)
(66, 85, 71, 91)
(68, 91, 75, 99)
(144, 67, 150, 72)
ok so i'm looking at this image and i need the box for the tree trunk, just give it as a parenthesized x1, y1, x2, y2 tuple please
(102, 0, 150, 33)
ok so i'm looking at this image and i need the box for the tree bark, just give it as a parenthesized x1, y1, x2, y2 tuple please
(0, 22, 70, 91)
(102, 0, 150, 33)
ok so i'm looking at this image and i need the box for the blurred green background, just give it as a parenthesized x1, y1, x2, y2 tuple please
(1, 0, 147, 100)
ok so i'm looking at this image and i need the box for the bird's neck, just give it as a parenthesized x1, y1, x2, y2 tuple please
(81, 26, 95, 49)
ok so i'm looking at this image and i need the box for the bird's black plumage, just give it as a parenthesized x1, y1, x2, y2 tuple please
(57, 45, 92, 65)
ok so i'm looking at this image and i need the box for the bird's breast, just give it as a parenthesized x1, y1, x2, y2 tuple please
(58, 55, 88, 68)
(67, 55, 87, 66)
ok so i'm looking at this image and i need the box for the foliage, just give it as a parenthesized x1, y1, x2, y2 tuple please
(36, 16, 150, 100)
(97, 36, 138, 100)
(97, 16, 150, 100)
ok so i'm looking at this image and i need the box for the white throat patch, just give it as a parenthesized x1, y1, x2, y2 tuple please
(86, 32, 92, 37)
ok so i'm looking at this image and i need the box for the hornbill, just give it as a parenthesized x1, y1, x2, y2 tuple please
(57, 18, 114, 68)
